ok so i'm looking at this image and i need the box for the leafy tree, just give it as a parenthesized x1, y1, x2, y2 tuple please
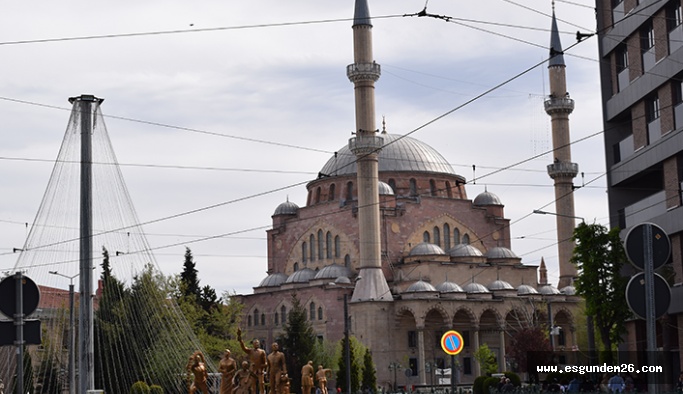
(130, 381, 151, 394)
(473, 344, 498, 375)
(278, 294, 317, 393)
(361, 350, 377, 393)
(336, 336, 363, 394)
(505, 326, 551, 383)
(180, 247, 201, 300)
(200, 284, 219, 313)
(571, 222, 630, 362)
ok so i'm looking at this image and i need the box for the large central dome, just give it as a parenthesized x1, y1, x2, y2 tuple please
(319, 133, 456, 176)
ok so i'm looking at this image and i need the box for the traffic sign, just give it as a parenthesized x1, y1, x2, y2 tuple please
(0, 275, 41, 318)
(625, 223, 670, 270)
(441, 330, 464, 355)
(626, 272, 671, 319)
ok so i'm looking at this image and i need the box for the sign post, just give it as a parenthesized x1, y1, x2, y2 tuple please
(441, 331, 464, 394)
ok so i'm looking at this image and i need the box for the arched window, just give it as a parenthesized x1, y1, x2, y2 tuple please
(293, 262, 299, 272)
(423, 231, 430, 243)
(430, 179, 437, 196)
(329, 184, 336, 201)
(261, 313, 265, 326)
(445, 181, 453, 198)
(335, 235, 341, 258)
(248, 315, 252, 327)
(453, 228, 460, 245)
(462, 234, 470, 245)
(318, 230, 324, 260)
(302, 242, 307, 263)
(326, 232, 333, 259)
(388, 179, 396, 194)
(254, 309, 259, 326)
(346, 181, 354, 201)
(274, 311, 279, 326)
(433, 226, 441, 247)
(315, 187, 321, 204)
(344, 254, 351, 267)
(318, 306, 323, 320)
(443, 223, 451, 251)
(280, 305, 287, 324)
(310, 302, 316, 321)
(409, 178, 417, 196)
(310, 235, 315, 261)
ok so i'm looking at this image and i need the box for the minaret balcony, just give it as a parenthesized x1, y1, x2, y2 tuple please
(347, 62, 381, 83)
(544, 96, 575, 115)
(547, 161, 579, 179)
(349, 134, 384, 156)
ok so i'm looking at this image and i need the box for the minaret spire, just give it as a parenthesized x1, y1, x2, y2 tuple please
(545, 8, 578, 288)
(348, 0, 391, 302)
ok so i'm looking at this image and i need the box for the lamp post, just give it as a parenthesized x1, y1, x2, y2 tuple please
(532, 210, 584, 222)
(388, 362, 401, 393)
(49, 271, 78, 394)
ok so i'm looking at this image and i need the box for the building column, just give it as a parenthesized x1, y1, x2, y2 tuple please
(498, 328, 506, 372)
(417, 328, 426, 385)
(472, 325, 480, 377)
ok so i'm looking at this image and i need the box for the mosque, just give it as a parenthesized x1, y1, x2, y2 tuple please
(236, 0, 580, 388)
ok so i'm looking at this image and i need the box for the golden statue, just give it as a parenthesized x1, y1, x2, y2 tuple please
(316, 365, 332, 394)
(219, 349, 238, 394)
(234, 361, 255, 394)
(187, 350, 210, 394)
(301, 361, 314, 394)
(277, 372, 291, 394)
(267, 343, 287, 394)
(237, 328, 267, 394)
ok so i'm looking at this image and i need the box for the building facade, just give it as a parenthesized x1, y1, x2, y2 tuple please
(596, 0, 683, 375)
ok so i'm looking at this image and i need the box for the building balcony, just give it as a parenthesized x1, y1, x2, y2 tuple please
(670, 25, 683, 54)
(624, 190, 667, 228)
(544, 96, 575, 115)
(547, 161, 579, 179)
(612, 1, 625, 24)
(647, 117, 661, 144)
(617, 68, 630, 92)
(614, 134, 634, 164)
(675, 103, 683, 129)
(346, 62, 381, 83)
(642, 46, 656, 72)
(349, 134, 384, 156)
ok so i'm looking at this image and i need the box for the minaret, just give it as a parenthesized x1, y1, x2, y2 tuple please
(347, 0, 391, 302)
(545, 8, 578, 288)
(539, 258, 548, 286)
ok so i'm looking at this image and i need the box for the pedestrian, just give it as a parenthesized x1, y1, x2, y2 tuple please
(608, 374, 625, 394)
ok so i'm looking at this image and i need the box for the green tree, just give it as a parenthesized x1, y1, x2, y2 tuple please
(336, 336, 363, 394)
(278, 294, 317, 393)
(180, 247, 201, 300)
(361, 350, 377, 393)
(473, 344, 498, 375)
(571, 222, 630, 362)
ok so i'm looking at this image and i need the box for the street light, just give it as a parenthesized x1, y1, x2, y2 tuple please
(388, 362, 401, 393)
(532, 210, 584, 222)
(49, 271, 78, 394)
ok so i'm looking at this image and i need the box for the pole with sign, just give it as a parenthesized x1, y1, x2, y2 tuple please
(441, 331, 464, 394)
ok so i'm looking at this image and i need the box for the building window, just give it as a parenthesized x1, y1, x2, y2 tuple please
(429, 179, 437, 196)
(433, 226, 441, 247)
(310, 235, 315, 261)
(302, 242, 307, 263)
(275, 311, 279, 326)
(409, 178, 417, 196)
(326, 232, 333, 259)
(335, 235, 341, 258)
(641, 22, 655, 51)
(344, 254, 351, 267)
(254, 309, 259, 326)
(462, 234, 470, 245)
(445, 181, 453, 198)
(453, 228, 460, 245)
(616, 44, 628, 73)
(646, 94, 661, 122)
(315, 187, 321, 204)
(261, 313, 265, 326)
(294, 262, 299, 272)
(462, 331, 470, 347)
(388, 179, 396, 194)
(423, 231, 430, 243)
(318, 230, 324, 260)
(443, 224, 451, 251)
(248, 315, 252, 327)
(318, 306, 323, 320)
(346, 181, 354, 201)
(409, 358, 419, 377)
(408, 331, 417, 347)
(310, 302, 316, 321)
(668, 1, 683, 31)
(280, 306, 287, 324)
(434, 330, 444, 348)
(329, 183, 336, 201)
(463, 357, 472, 375)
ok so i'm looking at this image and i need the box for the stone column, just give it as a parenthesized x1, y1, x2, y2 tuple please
(417, 328, 426, 384)
(472, 325, 481, 377)
(498, 328, 506, 372)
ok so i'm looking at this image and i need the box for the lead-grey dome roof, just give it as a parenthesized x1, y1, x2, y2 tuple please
(539, 284, 561, 295)
(488, 280, 514, 291)
(405, 280, 437, 293)
(314, 263, 352, 280)
(517, 284, 539, 295)
(463, 282, 490, 293)
(473, 191, 502, 206)
(409, 242, 446, 256)
(273, 200, 299, 216)
(378, 181, 394, 195)
(319, 133, 457, 177)
(258, 273, 288, 287)
(436, 281, 464, 293)
(560, 285, 576, 295)
(486, 247, 518, 259)
(447, 244, 483, 257)
(285, 268, 316, 283)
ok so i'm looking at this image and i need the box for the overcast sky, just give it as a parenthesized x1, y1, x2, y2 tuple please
(0, 0, 606, 296)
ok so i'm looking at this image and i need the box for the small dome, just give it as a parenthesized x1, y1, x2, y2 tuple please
(405, 280, 437, 293)
(258, 273, 288, 287)
(488, 280, 514, 291)
(285, 268, 316, 284)
(560, 285, 576, 295)
(517, 284, 539, 295)
(314, 264, 352, 280)
(335, 276, 351, 284)
(463, 282, 490, 293)
(436, 281, 464, 293)
(486, 247, 518, 259)
(473, 190, 502, 206)
(409, 242, 446, 256)
(378, 181, 394, 195)
(448, 244, 483, 257)
(273, 200, 299, 216)
(539, 284, 561, 295)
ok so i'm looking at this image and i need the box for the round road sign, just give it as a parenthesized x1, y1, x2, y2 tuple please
(625, 223, 670, 270)
(441, 330, 464, 355)
(626, 272, 671, 320)
(0, 274, 41, 319)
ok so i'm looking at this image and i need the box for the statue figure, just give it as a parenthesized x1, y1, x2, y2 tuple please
(278, 372, 291, 394)
(316, 365, 332, 394)
(219, 349, 238, 394)
(187, 350, 210, 394)
(234, 360, 255, 394)
(267, 343, 287, 394)
(301, 361, 315, 394)
(237, 328, 267, 394)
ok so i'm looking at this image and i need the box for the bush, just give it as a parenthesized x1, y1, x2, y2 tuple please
(503, 372, 521, 387)
(150, 384, 163, 394)
(131, 381, 151, 394)
(473, 376, 489, 394)
(482, 377, 500, 394)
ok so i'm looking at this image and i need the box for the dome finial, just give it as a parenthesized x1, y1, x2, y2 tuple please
(382, 115, 387, 134)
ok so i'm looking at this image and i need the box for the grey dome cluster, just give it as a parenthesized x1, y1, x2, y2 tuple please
(409, 242, 446, 256)
(448, 244, 483, 257)
(473, 190, 502, 206)
(405, 280, 437, 293)
(258, 272, 289, 287)
(488, 279, 514, 291)
(286, 268, 316, 283)
(486, 247, 518, 259)
(436, 281, 464, 293)
(273, 200, 299, 216)
(314, 263, 352, 280)
(319, 133, 457, 176)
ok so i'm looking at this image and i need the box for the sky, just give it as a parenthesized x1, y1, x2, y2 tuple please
(0, 0, 607, 297)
